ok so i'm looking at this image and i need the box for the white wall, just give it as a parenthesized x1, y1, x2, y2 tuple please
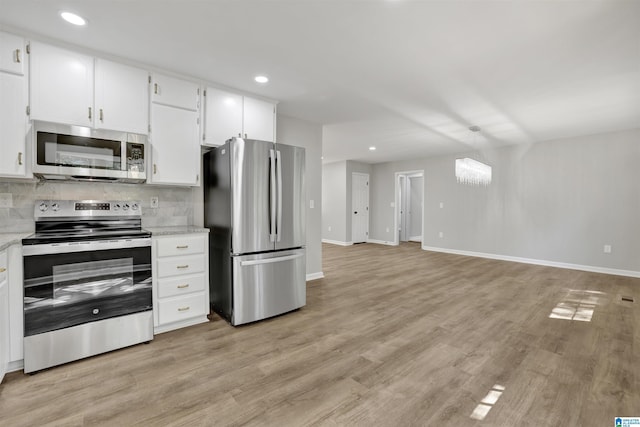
(369, 128, 640, 274)
(321, 161, 347, 243)
(276, 114, 323, 277)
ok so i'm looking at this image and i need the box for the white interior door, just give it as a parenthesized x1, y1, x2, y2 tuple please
(399, 175, 409, 242)
(351, 173, 369, 243)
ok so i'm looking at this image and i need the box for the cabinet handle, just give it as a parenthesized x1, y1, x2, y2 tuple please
(15, 49, 21, 63)
(244, 133, 247, 138)
(153, 164, 157, 174)
(176, 265, 189, 269)
(99, 109, 104, 122)
(88, 107, 92, 120)
(176, 245, 189, 249)
(238, 133, 241, 137)
(0, 268, 6, 273)
(154, 83, 158, 94)
(178, 306, 190, 312)
(177, 284, 189, 289)
(18, 152, 23, 165)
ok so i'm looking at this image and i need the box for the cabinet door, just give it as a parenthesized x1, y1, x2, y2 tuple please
(151, 73, 199, 111)
(95, 59, 149, 134)
(0, 32, 24, 75)
(149, 103, 200, 186)
(0, 72, 28, 177)
(203, 87, 242, 146)
(30, 42, 94, 126)
(243, 96, 275, 142)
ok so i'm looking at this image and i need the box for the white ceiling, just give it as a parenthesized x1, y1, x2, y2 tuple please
(1, 1, 639, 164)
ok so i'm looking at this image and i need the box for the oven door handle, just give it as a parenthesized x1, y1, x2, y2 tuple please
(22, 238, 152, 256)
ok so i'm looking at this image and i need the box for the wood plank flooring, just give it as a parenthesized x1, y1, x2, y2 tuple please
(1, 242, 639, 426)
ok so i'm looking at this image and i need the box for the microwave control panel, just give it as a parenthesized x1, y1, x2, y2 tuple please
(127, 143, 145, 173)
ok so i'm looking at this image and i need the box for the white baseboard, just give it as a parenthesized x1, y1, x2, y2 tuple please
(8, 359, 24, 373)
(409, 236, 422, 242)
(421, 245, 640, 278)
(367, 239, 398, 246)
(306, 272, 324, 281)
(322, 239, 353, 246)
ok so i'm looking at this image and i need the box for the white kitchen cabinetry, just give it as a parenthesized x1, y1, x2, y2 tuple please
(30, 42, 94, 127)
(149, 73, 201, 186)
(0, 32, 29, 178)
(7, 244, 23, 368)
(0, 249, 9, 383)
(152, 233, 209, 333)
(94, 59, 149, 134)
(30, 42, 149, 133)
(203, 87, 275, 146)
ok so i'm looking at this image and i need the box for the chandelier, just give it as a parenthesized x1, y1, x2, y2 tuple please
(455, 126, 492, 186)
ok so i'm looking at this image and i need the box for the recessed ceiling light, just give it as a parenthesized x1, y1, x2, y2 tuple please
(369, 146, 376, 151)
(254, 75, 269, 84)
(60, 11, 87, 26)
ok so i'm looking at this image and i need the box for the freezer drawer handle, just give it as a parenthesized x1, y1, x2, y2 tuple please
(240, 253, 304, 267)
(178, 306, 190, 312)
(176, 264, 189, 269)
(176, 245, 189, 249)
(177, 284, 189, 289)
(0, 268, 6, 273)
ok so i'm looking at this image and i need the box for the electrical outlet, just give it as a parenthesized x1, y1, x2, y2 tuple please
(439, 231, 444, 238)
(386, 227, 390, 233)
(328, 226, 332, 232)
(604, 245, 612, 253)
(150, 196, 159, 208)
(310, 199, 314, 209)
(390, 202, 395, 207)
(0, 193, 13, 208)
(439, 202, 444, 209)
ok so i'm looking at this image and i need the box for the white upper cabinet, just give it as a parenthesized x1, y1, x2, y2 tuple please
(243, 96, 276, 142)
(151, 74, 200, 111)
(94, 59, 149, 134)
(203, 87, 275, 146)
(30, 42, 94, 127)
(203, 87, 243, 146)
(149, 73, 201, 186)
(0, 32, 25, 75)
(0, 31, 28, 178)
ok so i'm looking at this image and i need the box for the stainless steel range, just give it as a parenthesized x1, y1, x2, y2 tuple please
(21, 200, 153, 373)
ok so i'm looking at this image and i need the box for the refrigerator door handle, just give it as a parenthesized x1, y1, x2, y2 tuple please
(276, 150, 283, 242)
(269, 149, 277, 242)
(240, 253, 304, 266)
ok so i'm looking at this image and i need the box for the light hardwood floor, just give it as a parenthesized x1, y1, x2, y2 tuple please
(1, 242, 638, 426)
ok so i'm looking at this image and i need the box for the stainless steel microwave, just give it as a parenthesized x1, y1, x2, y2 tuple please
(32, 121, 147, 183)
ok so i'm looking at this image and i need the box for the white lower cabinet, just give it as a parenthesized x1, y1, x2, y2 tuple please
(152, 233, 209, 333)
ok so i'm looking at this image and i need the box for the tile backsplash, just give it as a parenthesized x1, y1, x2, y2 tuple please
(0, 179, 197, 233)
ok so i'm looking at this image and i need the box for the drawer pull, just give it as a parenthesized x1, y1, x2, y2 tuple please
(177, 284, 190, 289)
(176, 245, 189, 249)
(176, 264, 189, 269)
(178, 306, 190, 312)
(0, 267, 6, 273)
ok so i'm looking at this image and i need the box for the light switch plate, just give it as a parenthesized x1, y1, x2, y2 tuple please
(0, 193, 13, 208)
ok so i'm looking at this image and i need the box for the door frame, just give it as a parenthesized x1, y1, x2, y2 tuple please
(351, 172, 370, 243)
(394, 170, 424, 246)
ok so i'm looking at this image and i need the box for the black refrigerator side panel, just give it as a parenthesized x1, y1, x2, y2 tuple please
(204, 146, 233, 322)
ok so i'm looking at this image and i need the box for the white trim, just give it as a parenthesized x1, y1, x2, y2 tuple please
(306, 272, 325, 281)
(322, 239, 353, 246)
(367, 239, 398, 246)
(422, 245, 640, 278)
(409, 236, 422, 242)
(8, 359, 24, 373)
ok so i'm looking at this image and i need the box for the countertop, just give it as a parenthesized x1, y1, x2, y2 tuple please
(0, 233, 32, 252)
(144, 226, 209, 236)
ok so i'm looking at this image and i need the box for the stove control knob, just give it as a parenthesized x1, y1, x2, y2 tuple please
(123, 203, 130, 211)
(51, 203, 60, 212)
(113, 203, 120, 211)
(39, 202, 48, 212)
(131, 203, 139, 211)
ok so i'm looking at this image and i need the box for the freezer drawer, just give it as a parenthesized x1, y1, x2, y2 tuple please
(232, 249, 305, 325)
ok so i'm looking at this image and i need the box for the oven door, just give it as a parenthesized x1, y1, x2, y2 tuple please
(22, 239, 152, 337)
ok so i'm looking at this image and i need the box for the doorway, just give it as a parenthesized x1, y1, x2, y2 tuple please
(395, 171, 424, 245)
(351, 172, 369, 243)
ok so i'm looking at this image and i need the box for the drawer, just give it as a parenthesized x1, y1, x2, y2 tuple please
(157, 254, 205, 278)
(158, 293, 207, 325)
(156, 235, 206, 257)
(157, 273, 206, 299)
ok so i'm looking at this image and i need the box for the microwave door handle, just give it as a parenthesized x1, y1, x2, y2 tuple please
(269, 149, 277, 242)
(276, 150, 282, 243)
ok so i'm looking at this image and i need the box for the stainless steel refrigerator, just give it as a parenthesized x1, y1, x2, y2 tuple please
(204, 137, 306, 325)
